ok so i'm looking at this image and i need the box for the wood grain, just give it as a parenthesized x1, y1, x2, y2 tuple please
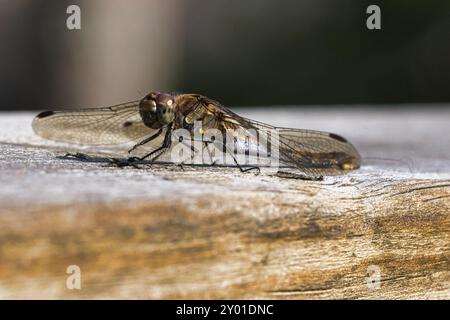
(0, 109, 448, 299)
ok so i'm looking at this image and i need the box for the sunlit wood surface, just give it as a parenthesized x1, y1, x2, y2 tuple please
(0, 108, 448, 299)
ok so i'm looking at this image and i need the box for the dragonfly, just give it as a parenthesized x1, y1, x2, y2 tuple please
(32, 91, 361, 179)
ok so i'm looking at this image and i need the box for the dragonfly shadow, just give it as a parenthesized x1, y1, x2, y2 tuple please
(57, 152, 262, 173)
(57, 153, 326, 180)
(57, 152, 153, 169)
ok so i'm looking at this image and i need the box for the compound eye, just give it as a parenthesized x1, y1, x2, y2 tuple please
(140, 96, 157, 112)
(149, 99, 157, 112)
(144, 92, 157, 101)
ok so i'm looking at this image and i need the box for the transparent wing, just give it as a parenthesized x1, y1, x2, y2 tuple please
(183, 96, 361, 176)
(231, 118, 361, 176)
(32, 101, 156, 145)
(274, 127, 361, 176)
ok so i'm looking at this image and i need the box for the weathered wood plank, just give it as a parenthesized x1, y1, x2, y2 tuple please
(0, 108, 448, 299)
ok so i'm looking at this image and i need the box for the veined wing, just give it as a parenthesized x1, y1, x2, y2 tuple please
(233, 117, 361, 176)
(274, 127, 361, 175)
(182, 95, 361, 176)
(32, 101, 155, 145)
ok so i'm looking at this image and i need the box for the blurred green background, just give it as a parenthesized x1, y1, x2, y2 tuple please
(1, 0, 449, 109)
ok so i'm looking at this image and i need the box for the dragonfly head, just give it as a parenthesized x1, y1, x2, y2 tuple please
(140, 91, 175, 125)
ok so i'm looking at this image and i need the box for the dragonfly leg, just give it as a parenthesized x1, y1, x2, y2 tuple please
(127, 128, 163, 154)
(208, 139, 260, 173)
(136, 126, 173, 162)
(230, 153, 261, 174)
(203, 141, 216, 166)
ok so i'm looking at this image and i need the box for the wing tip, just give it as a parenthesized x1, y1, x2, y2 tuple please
(32, 111, 56, 137)
(328, 133, 362, 171)
(35, 111, 55, 119)
(328, 132, 347, 143)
